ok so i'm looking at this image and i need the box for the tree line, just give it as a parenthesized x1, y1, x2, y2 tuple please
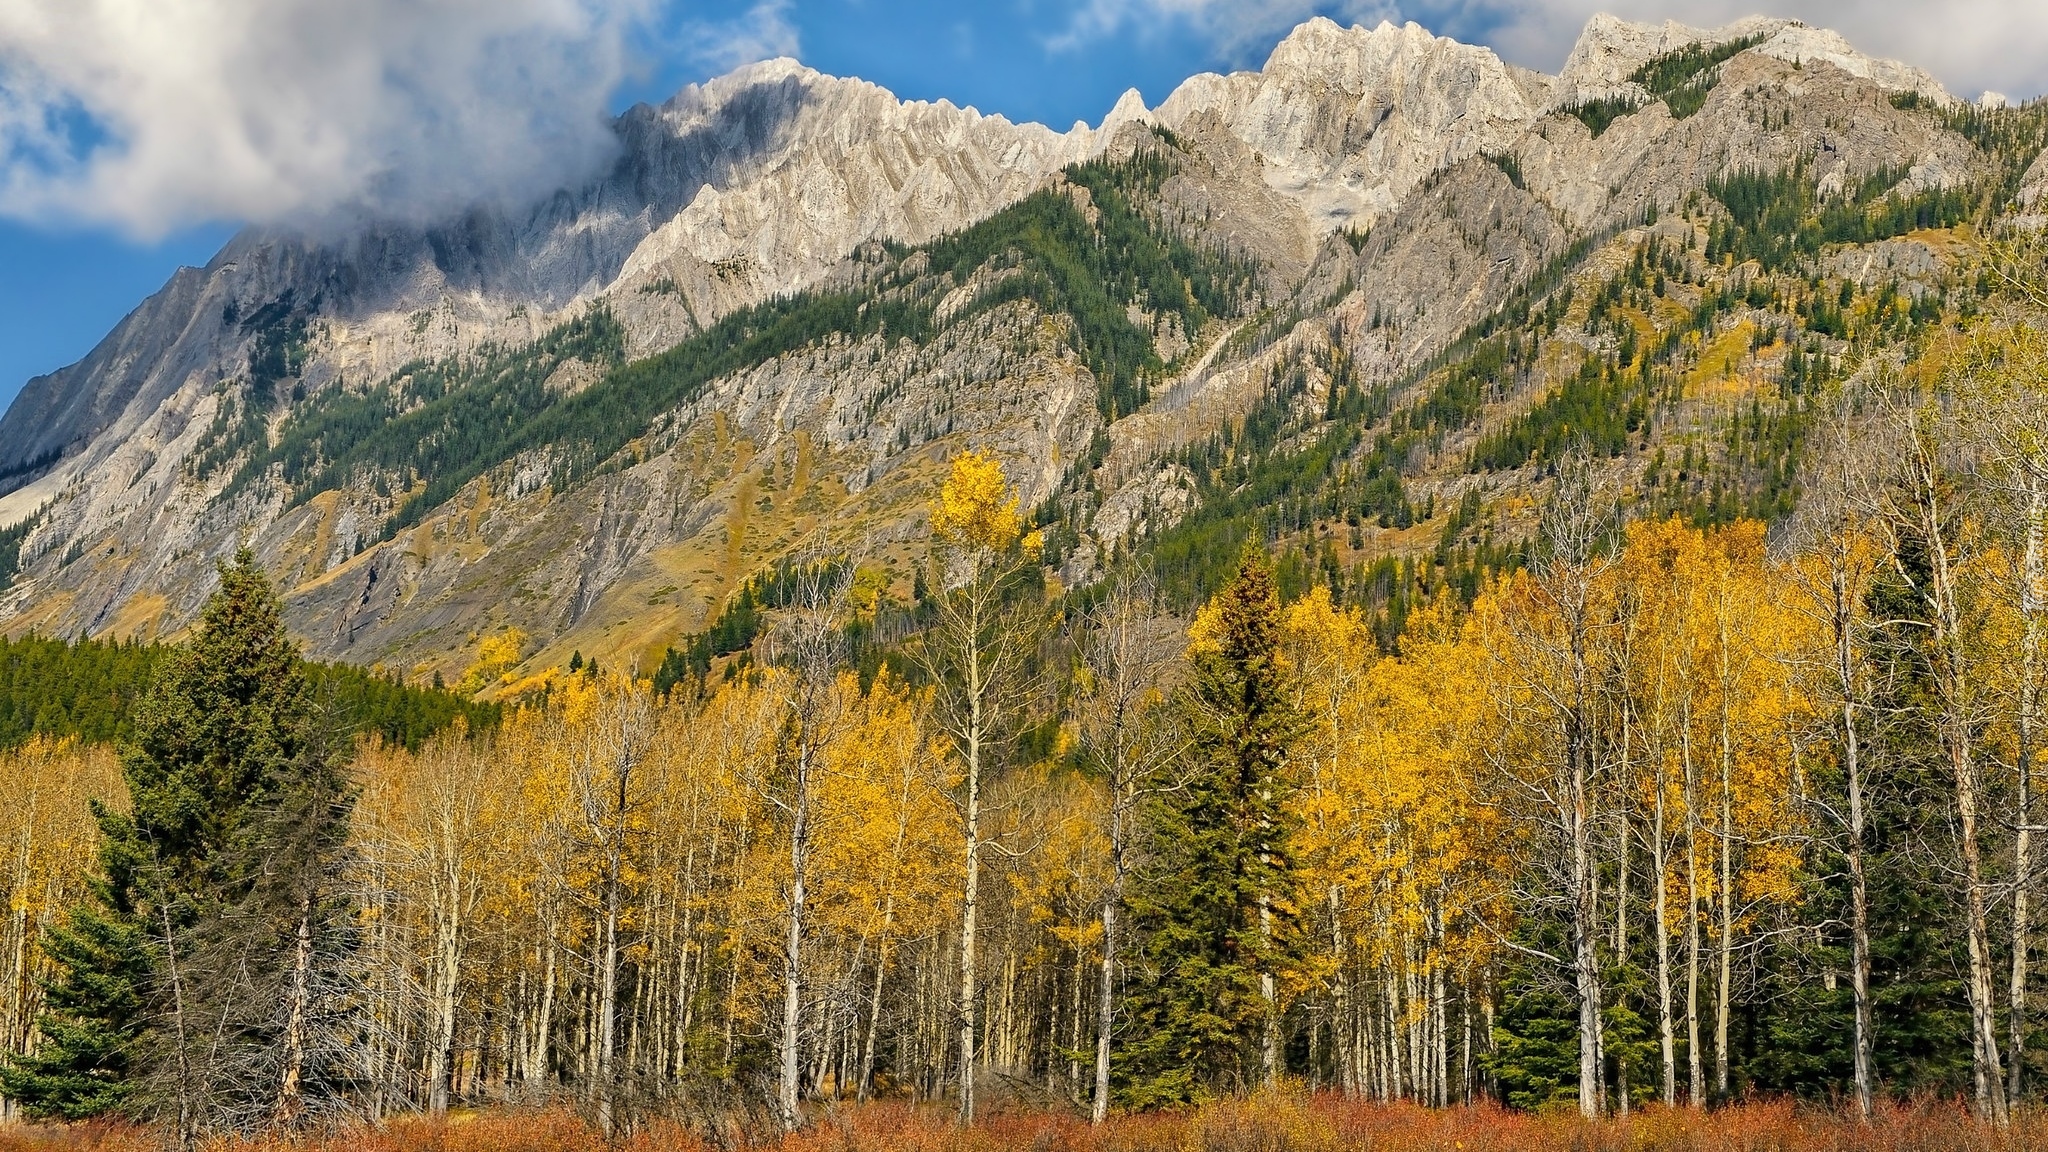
(0, 632, 494, 754)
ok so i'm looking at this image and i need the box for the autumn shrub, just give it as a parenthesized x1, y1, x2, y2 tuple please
(0, 1121, 155, 1152)
(16, 1097, 2048, 1152)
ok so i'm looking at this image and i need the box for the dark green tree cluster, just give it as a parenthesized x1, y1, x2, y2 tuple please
(1705, 164, 1982, 272)
(1468, 355, 1652, 472)
(651, 558, 860, 697)
(0, 632, 491, 753)
(1117, 549, 1307, 1105)
(921, 144, 1259, 420)
(0, 508, 41, 591)
(2, 553, 358, 1136)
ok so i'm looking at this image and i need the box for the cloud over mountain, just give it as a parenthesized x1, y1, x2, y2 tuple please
(0, 0, 797, 239)
(679, 0, 801, 73)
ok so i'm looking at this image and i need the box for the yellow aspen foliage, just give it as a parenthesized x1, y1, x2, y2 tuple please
(1282, 589, 1504, 1100)
(931, 451, 1042, 559)
(461, 626, 530, 694)
(0, 738, 123, 1066)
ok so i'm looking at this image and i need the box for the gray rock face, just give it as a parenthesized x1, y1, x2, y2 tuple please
(2021, 148, 2048, 208)
(0, 59, 1101, 500)
(0, 11, 2014, 674)
(1154, 18, 1543, 234)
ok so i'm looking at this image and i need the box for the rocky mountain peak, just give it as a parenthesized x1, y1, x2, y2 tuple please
(1558, 13, 1780, 92)
(1157, 15, 1536, 234)
(1102, 89, 1155, 133)
(1558, 12, 1951, 106)
(1749, 23, 1953, 104)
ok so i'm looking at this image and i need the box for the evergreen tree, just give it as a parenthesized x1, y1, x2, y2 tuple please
(1, 551, 357, 1134)
(0, 816, 152, 1119)
(1119, 547, 1306, 1106)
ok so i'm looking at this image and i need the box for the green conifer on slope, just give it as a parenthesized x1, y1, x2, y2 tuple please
(1118, 547, 1307, 1107)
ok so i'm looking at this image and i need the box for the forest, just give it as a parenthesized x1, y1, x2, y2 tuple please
(13, 177, 2048, 1152)
(7, 286, 2048, 1148)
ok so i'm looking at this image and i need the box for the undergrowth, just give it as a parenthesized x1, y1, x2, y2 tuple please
(7, 1095, 2048, 1152)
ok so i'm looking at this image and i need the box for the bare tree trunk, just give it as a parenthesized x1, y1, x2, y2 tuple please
(1331, 886, 1355, 1097)
(1957, 731, 2008, 1123)
(779, 741, 811, 1131)
(860, 935, 890, 1102)
(1917, 427, 2009, 1124)
(1094, 881, 1117, 1122)
(1652, 712, 1678, 1106)
(428, 872, 462, 1117)
(596, 868, 620, 1136)
(1715, 625, 1736, 1104)
(528, 931, 556, 1091)
(1614, 702, 1633, 1117)
(2011, 473, 2044, 1103)
(1570, 614, 1602, 1119)
(274, 896, 313, 1128)
(1684, 715, 1705, 1107)
(959, 708, 981, 1126)
(160, 895, 196, 1150)
(1843, 665, 1876, 1118)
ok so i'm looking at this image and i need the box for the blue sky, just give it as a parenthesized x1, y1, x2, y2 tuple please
(1, 0, 2043, 411)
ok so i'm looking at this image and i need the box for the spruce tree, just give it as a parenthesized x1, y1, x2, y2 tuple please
(1118, 547, 1305, 1106)
(0, 831, 151, 1118)
(2, 551, 355, 1132)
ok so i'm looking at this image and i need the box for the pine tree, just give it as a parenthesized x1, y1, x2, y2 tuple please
(137, 550, 357, 1135)
(1, 551, 355, 1133)
(0, 824, 152, 1119)
(1119, 547, 1305, 1107)
(123, 549, 313, 902)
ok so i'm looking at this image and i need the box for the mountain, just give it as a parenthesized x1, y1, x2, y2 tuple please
(1, 14, 2042, 683)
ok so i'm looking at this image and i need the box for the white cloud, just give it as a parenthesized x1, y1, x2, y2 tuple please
(1052, 0, 2048, 102)
(0, 0, 803, 240)
(682, 0, 801, 73)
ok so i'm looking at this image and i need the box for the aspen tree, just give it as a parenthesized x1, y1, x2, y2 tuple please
(564, 674, 654, 1134)
(1280, 588, 1372, 1099)
(813, 674, 950, 1100)
(1953, 320, 2048, 1101)
(916, 452, 1046, 1123)
(761, 556, 856, 1130)
(1485, 455, 1616, 1119)
(405, 726, 497, 1117)
(1868, 377, 2009, 1124)
(1785, 400, 1886, 1117)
